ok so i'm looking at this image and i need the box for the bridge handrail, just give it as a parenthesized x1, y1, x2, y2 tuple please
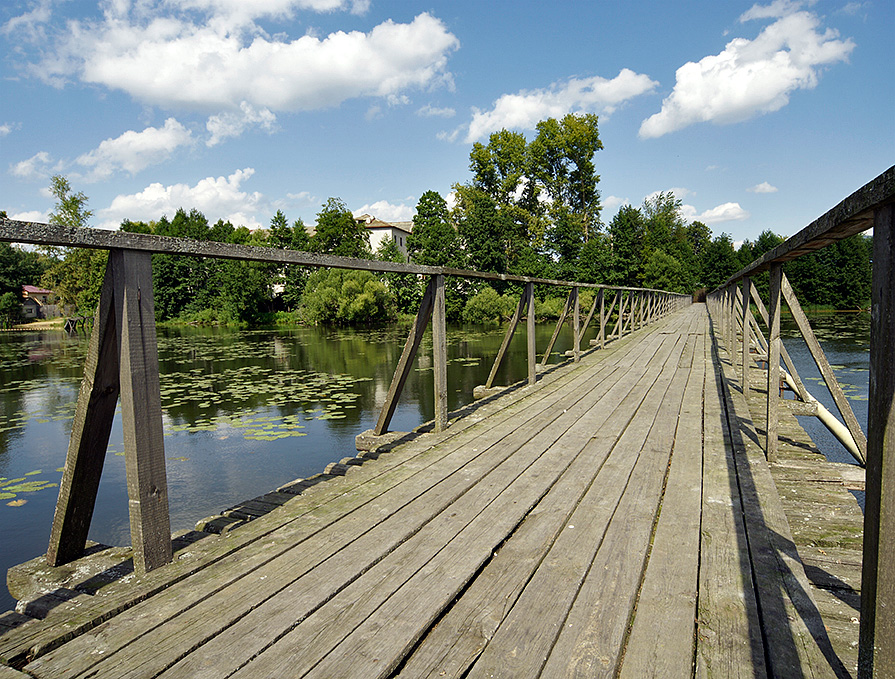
(706, 165, 894, 678)
(0, 219, 677, 295)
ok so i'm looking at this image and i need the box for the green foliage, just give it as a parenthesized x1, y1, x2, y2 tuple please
(374, 236, 422, 314)
(268, 210, 312, 309)
(311, 198, 370, 258)
(0, 291, 23, 327)
(607, 205, 645, 286)
(48, 175, 92, 229)
(0, 243, 46, 296)
(461, 285, 518, 325)
(409, 191, 464, 267)
(642, 249, 685, 293)
(453, 185, 509, 275)
(700, 233, 742, 291)
(301, 269, 396, 325)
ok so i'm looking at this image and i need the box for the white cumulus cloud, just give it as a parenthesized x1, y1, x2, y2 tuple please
(353, 199, 415, 223)
(76, 118, 194, 180)
(206, 102, 276, 147)
(748, 181, 779, 193)
(10, 151, 58, 180)
(639, 8, 854, 138)
(97, 167, 266, 229)
(28, 10, 459, 115)
(465, 69, 658, 142)
(681, 201, 750, 224)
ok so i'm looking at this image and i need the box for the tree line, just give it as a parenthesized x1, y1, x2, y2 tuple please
(0, 115, 873, 327)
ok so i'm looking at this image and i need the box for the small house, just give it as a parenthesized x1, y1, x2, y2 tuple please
(21, 285, 57, 319)
(355, 214, 413, 258)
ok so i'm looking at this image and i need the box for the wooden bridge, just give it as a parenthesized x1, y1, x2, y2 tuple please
(0, 167, 892, 677)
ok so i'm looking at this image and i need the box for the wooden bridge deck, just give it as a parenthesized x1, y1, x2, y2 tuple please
(0, 304, 853, 678)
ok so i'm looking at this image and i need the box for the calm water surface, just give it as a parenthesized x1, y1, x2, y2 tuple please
(0, 320, 578, 611)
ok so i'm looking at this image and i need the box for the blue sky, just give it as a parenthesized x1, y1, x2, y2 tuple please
(1, 0, 891, 244)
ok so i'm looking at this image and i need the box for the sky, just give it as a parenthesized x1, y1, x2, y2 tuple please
(1, 0, 892, 245)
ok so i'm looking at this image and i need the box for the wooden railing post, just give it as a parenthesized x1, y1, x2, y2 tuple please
(572, 286, 580, 362)
(432, 274, 448, 432)
(741, 277, 751, 398)
(766, 264, 783, 463)
(598, 288, 606, 349)
(526, 282, 536, 386)
(860, 202, 895, 678)
(48, 249, 172, 574)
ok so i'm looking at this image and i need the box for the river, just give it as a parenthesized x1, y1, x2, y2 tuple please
(0, 310, 870, 612)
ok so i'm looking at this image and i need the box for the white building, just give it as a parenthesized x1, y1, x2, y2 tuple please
(355, 214, 413, 258)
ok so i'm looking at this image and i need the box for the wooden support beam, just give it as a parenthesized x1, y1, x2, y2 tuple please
(748, 280, 810, 401)
(47, 257, 120, 567)
(767, 264, 783, 463)
(578, 288, 601, 354)
(860, 202, 895, 678)
(113, 249, 171, 575)
(781, 272, 868, 463)
(526, 282, 536, 386)
(598, 289, 606, 349)
(485, 284, 532, 389)
(374, 278, 436, 435)
(432, 274, 448, 432)
(540, 289, 573, 367)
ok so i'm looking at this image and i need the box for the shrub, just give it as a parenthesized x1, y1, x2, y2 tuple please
(462, 286, 519, 325)
(302, 269, 396, 325)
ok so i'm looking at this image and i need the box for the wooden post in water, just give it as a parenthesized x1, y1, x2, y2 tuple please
(47, 249, 172, 574)
(766, 264, 783, 463)
(860, 202, 895, 678)
(432, 274, 448, 432)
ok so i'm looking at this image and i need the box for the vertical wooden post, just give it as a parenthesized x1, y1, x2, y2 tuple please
(48, 249, 172, 574)
(47, 257, 120, 567)
(742, 277, 751, 399)
(432, 274, 448, 432)
(599, 288, 606, 349)
(572, 286, 580, 362)
(860, 203, 895, 678)
(113, 249, 171, 574)
(526, 282, 536, 386)
(767, 264, 783, 463)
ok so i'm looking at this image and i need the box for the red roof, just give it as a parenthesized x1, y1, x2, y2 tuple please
(22, 285, 54, 295)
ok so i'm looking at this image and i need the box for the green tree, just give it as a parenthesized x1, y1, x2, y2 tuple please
(374, 236, 421, 314)
(608, 205, 645, 286)
(41, 175, 106, 312)
(301, 269, 395, 325)
(408, 191, 463, 267)
(700, 233, 741, 291)
(268, 210, 312, 309)
(0, 291, 23, 328)
(453, 185, 509, 275)
(642, 249, 686, 293)
(311, 198, 370, 258)
(0, 243, 45, 296)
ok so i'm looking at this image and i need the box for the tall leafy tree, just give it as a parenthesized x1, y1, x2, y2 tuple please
(41, 175, 106, 312)
(408, 191, 463, 267)
(268, 209, 312, 309)
(311, 198, 370, 258)
(607, 205, 645, 286)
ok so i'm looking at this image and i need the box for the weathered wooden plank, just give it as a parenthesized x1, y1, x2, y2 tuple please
(696, 327, 767, 679)
(374, 277, 436, 434)
(742, 276, 751, 399)
(46, 256, 119, 567)
(526, 281, 536, 385)
(859, 201, 895, 678)
(718, 325, 849, 678)
(535, 337, 692, 678)
(252, 340, 683, 679)
(618, 330, 705, 678)
(767, 263, 783, 463)
(396, 328, 693, 679)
